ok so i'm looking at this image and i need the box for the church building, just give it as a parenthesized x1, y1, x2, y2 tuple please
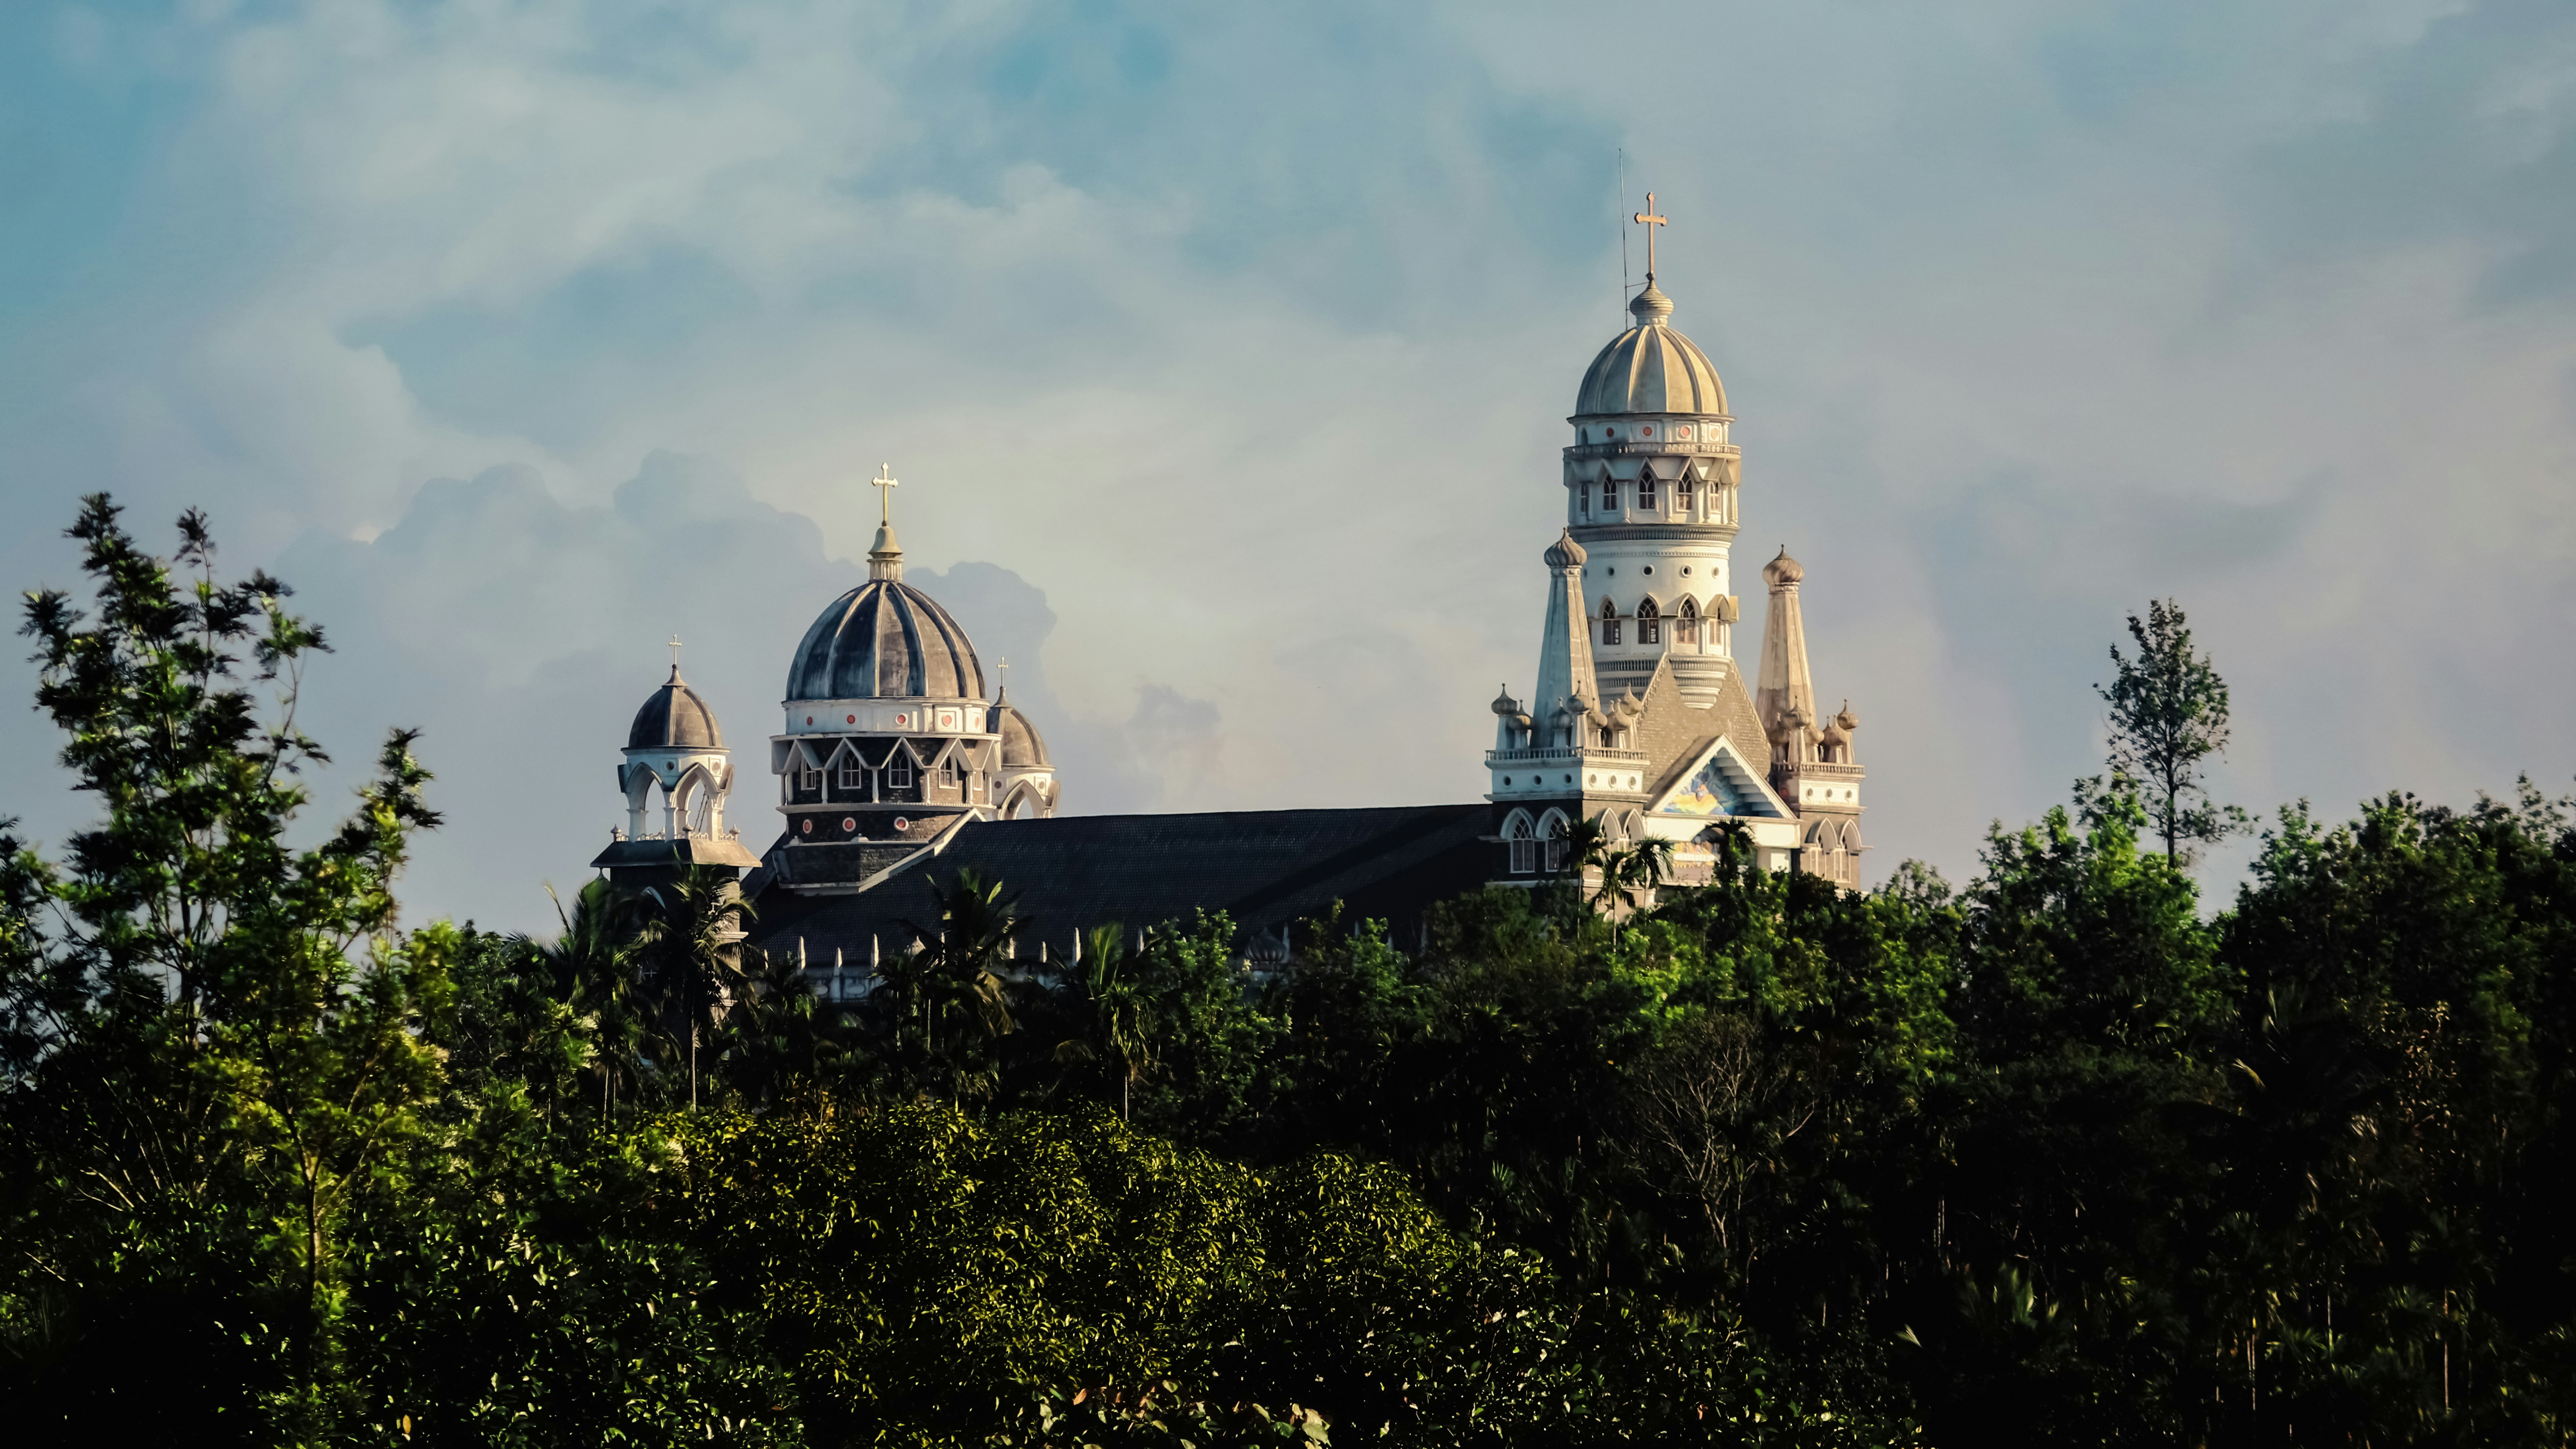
(592, 254, 1868, 978)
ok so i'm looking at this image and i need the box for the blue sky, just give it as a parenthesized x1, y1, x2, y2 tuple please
(3, 0, 2571, 928)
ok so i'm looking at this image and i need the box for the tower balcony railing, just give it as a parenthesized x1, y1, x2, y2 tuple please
(1486, 746, 1649, 765)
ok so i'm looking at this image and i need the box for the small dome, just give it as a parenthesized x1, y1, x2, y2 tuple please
(1763, 546, 1804, 587)
(786, 579, 984, 702)
(1543, 530, 1588, 569)
(629, 667, 723, 750)
(1833, 701, 1860, 733)
(1491, 685, 1524, 716)
(1575, 288, 1727, 417)
(997, 702, 1051, 769)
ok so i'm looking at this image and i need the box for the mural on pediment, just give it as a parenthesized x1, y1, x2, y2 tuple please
(1660, 751, 1745, 817)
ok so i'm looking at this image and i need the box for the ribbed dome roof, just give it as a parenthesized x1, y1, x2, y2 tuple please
(629, 667, 724, 750)
(996, 701, 1050, 768)
(1574, 285, 1728, 417)
(786, 579, 985, 702)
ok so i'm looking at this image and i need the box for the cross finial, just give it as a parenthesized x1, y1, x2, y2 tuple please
(870, 463, 899, 525)
(668, 635, 684, 673)
(1632, 192, 1667, 280)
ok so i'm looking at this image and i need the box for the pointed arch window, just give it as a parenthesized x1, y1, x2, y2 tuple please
(1507, 814, 1537, 875)
(1638, 471, 1659, 512)
(1544, 813, 1571, 872)
(837, 753, 864, 791)
(1638, 597, 1661, 645)
(1678, 478, 1697, 515)
(799, 760, 823, 796)
(888, 752, 914, 790)
(1677, 596, 1699, 644)
(1599, 596, 1621, 647)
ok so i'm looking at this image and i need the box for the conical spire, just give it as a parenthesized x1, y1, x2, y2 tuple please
(1756, 545, 1817, 747)
(1532, 529, 1599, 745)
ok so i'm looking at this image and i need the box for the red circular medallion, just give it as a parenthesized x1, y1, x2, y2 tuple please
(799, 818, 812, 835)
(841, 816, 856, 831)
(846, 714, 856, 724)
(893, 816, 910, 831)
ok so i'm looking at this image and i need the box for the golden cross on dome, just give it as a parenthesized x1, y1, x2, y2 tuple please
(870, 463, 899, 524)
(1632, 192, 1667, 278)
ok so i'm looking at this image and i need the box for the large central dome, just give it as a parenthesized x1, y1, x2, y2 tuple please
(1573, 282, 1728, 418)
(786, 578, 985, 701)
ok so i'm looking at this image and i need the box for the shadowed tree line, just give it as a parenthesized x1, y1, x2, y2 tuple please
(4, 502, 2575, 1447)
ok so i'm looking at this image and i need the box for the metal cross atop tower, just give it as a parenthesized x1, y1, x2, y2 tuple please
(870, 463, 899, 524)
(1632, 193, 1667, 279)
(668, 635, 684, 671)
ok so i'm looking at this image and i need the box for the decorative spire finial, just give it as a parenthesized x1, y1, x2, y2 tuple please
(865, 463, 905, 581)
(1632, 192, 1667, 282)
(871, 463, 898, 524)
(667, 634, 684, 679)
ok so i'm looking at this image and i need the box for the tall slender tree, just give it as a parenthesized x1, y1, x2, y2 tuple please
(2095, 598, 2247, 865)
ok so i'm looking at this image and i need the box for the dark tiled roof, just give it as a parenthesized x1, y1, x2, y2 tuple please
(589, 834, 763, 870)
(748, 804, 1495, 963)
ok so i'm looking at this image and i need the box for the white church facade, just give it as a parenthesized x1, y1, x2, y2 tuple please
(590, 258, 1868, 965)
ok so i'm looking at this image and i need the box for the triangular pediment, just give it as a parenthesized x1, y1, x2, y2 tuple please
(1648, 735, 1792, 820)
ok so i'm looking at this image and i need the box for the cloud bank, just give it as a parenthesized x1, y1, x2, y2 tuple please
(2, 0, 2571, 926)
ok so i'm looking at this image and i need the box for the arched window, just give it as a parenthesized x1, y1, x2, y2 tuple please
(1678, 478, 1697, 515)
(1543, 812, 1571, 872)
(1638, 470, 1659, 512)
(1637, 597, 1661, 645)
(888, 752, 914, 790)
(1578, 479, 1592, 514)
(1507, 814, 1537, 875)
(1677, 596, 1699, 643)
(1599, 596, 1621, 647)
(837, 752, 864, 791)
(799, 760, 823, 796)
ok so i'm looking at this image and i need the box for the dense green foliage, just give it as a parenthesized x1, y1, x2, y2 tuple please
(5, 501, 2575, 1446)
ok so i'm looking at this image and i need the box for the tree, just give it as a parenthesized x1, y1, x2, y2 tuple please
(2095, 598, 2248, 865)
(634, 866, 756, 1109)
(0, 496, 451, 1437)
(1054, 922, 1153, 1121)
(890, 868, 1022, 1103)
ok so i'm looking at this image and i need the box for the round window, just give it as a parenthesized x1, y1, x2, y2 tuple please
(799, 818, 812, 835)
(841, 816, 856, 831)
(893, 816, 911, 831)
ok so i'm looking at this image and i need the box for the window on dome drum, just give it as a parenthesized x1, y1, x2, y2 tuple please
(1638, 474, 1658, 511)
(888, 759, 913, 790)
(1678, 597, 1699, 643)
(1508, 817, 1537, 874)
(1638, 597, 1661, 645)
(1600, 597, 1620, 646)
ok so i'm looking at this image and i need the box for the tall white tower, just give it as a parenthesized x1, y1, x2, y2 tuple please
(1562, 276, 1746, 707)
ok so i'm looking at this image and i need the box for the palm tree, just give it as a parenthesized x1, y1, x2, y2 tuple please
(713, 945, 847, 1106)
(533, 878, 641, 1119)
(1597, 835, 1678, 918)
(1053, 922, 1153, 1121)
(898, 868, 1024, 1103)
(632, 866, 756, 1110)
